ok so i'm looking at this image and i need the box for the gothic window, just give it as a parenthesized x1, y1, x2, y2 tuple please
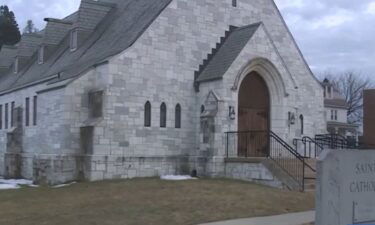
(25, 98, 29, 127)
(232, 0, 237, 7)
(144, 101, 151, 127)
(0, 105, 2, 129)
(88, 91, 103, 118)
(201, 105, 205, 114)
(11, 101, 14, 127)
(300, 115, 304, 135)
(5, 103, 9, 129)
(160, 102, 167, 128)
(175, 104, 181, 129)
(33, 96, 37, 125)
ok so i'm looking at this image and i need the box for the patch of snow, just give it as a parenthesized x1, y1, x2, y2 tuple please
(160, 175, 197, 181)
(0, 179, 35, 190)
(0, 183, 20, 190)
(0, 179, 34, 186)
(52, 182, 77, 188)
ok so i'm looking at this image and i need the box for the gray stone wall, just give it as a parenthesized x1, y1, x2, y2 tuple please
(59, 0, 326, 180)
(0, 81, 79, 183)
(0, 0, 326, 185)
(224, 161, 283, 188)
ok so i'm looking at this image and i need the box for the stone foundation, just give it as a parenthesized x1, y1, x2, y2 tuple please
(2, 153, 284, 189)
(223, 158, 283, 188)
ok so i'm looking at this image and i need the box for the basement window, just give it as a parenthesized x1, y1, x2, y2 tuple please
(70, 29, 78, 51)
(38, 46, 44, 64)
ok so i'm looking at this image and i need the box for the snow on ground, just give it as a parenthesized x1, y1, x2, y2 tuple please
(0, 183, 20, 190)
(160, 175, 197, 181)
(52, 182, 77, 188)
(0, 178, 36, 190)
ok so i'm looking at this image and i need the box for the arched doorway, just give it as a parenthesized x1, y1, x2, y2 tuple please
(238, 72, 270, 157)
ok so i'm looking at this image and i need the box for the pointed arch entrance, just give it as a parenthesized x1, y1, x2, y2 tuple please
(238, 72, 270, 157)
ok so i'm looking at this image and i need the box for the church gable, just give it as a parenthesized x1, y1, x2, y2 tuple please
(194, 22, 297, 94)
(195, 23, 261, 83)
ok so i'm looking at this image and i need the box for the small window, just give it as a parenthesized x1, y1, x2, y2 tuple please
(11, 102, 15, 127)
(144, 101, 151, 127)
(25, 98, 30, 127)
(38, 46, 44, 64)
(160, 103, 167, 128)
(300, 115, 304, 135)
(0, 105, 2, 129)
(327, 86, 332, 98)
(70, 29, 78, 51)
(175, 104, 181, 129)
(5, 103, 8, 129)
(232, 0, 237, 7)
(88, 91, 103, 118)
(330, 110, 338, 121)
(14, 57, 18, 74)
(33, 96, 37, 125)
(201, 105, 205, 114)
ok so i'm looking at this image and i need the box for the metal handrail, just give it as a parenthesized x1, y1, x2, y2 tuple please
(225, 130, 318, 191)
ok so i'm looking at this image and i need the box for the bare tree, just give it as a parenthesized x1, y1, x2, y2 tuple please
(23, 20, 38, 34)
(324, 72, 374, 124)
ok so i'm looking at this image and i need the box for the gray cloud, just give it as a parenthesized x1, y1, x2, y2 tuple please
(275, 0, 375, 80)
(2, 0, 374, 80)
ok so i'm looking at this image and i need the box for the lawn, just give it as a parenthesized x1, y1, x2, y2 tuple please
(0, 178, 314, 225)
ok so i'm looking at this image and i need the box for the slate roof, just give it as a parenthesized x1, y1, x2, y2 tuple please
(0, 46, 17, 68)
(195, 23, 261, 83)
(324, 98, 349, 109)
(0, 0, 172, 94)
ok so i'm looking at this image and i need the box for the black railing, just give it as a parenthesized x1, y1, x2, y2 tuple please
(269, 131, 305, 191)
(225, 130, 315, 191)
(315, 134, 360, 149)
(293, 136, 324, 158)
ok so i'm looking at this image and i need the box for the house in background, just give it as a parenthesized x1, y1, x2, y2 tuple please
(363, 89, 375, 148)
(321, 79, 359, 138)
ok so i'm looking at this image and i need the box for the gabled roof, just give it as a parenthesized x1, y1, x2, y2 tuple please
(0, 0, 172, 94)
(195, 23, 261, 83)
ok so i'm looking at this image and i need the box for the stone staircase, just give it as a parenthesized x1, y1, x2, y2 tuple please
(303, 159, 317, 191)
(262, 158, 317, 192)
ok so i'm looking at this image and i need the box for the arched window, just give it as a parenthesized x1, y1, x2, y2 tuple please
(300, 115, 304, 135)
(201, 105, 205, 114)
(160, 103, 167, 128)
(175, 104, 181, 128)
(144, 101, 151, 127)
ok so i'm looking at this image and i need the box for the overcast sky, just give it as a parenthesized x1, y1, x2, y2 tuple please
(3, 0, 374, 80)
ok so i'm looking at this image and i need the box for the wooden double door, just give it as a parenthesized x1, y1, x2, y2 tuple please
(238, 108, 269, 157)
(237, 72, 270, 157)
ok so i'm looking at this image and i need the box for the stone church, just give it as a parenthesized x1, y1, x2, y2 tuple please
(0, 0, 326, 188)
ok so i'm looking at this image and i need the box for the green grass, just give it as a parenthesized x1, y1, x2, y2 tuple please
(0, 178, 315, 225)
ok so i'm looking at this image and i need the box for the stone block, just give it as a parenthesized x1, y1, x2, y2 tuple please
(316, 150, 375, 225)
